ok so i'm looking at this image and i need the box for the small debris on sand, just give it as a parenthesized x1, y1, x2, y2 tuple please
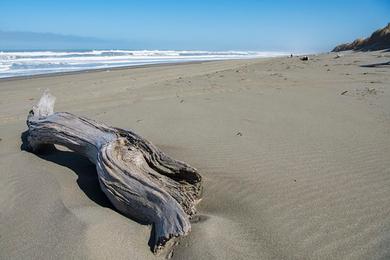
(236, 132, 243, 136)
(300, 56, 309, 61)
(180, 99, 184, 103)
(366, 88, 377, 95)
(341, 91, 348, 95)
(357, 87, 378, 97)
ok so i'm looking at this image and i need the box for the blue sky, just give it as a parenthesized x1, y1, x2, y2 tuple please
(0, 0, 389, 52)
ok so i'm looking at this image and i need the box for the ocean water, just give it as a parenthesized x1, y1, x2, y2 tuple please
(0, 50, 287, 78)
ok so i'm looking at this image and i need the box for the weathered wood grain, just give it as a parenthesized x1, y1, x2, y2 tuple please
(26, 90, 202, 254)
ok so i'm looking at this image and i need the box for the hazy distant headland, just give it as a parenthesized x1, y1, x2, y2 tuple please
(0, 31, 130, 51)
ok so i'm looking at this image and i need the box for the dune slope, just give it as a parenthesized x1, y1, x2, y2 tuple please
(333, 23, 390, 51)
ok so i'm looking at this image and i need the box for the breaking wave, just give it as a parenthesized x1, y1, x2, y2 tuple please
(0, 50, 287, 78)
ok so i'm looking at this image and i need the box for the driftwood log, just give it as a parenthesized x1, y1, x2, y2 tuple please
(25, 90, 202, 253)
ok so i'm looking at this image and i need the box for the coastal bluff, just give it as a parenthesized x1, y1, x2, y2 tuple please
(332, 23, 390, 52)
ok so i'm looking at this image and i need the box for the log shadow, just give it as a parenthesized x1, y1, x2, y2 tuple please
(20, 131, 113, 209)
(360, 61, 390, 68)
(21, 131, 160, 251)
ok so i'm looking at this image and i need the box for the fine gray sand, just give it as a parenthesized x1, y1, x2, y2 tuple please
(1, 51, 389, 259)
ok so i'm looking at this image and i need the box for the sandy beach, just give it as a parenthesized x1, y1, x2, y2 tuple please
(1, 51, 389, 259)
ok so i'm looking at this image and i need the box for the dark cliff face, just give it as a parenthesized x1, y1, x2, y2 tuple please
(332, 23, 390, 52)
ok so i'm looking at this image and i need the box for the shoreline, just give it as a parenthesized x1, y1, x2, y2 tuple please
(0, 51, 293, 82)
(0, 53, 310, 82)
(0, 59, 215, 82)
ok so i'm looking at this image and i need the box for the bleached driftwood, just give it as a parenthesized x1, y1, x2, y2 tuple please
(25, 90, 202, 253)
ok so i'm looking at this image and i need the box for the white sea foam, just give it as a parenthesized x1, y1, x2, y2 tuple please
(0, 50, 288, 78)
